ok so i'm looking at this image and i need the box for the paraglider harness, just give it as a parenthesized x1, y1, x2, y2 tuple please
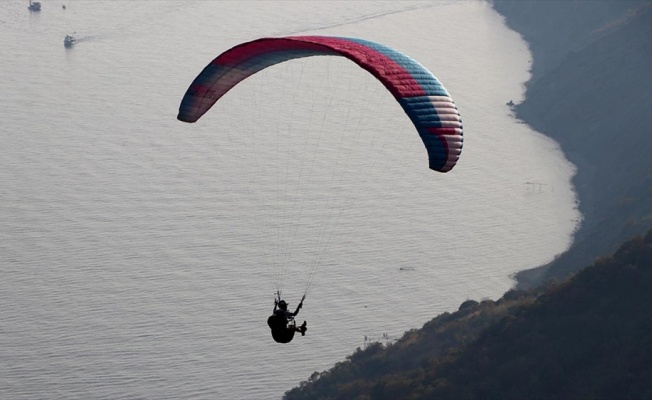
(267, 292, 305, 343)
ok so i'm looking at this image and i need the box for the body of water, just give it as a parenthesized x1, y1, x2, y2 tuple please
(1, 1, 579, 398)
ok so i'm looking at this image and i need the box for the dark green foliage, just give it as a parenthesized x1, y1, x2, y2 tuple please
(284, 292, 539, 399)
(286, 230, 652, 399)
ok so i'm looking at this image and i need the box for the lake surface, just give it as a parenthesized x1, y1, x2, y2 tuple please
(0, 1, 580, 398)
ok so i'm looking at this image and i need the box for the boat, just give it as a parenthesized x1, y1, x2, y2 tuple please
(28, 1, 41, 11)
(64, 34, 77, 48)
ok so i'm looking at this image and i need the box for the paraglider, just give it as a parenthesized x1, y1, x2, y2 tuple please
(267, 294, 307, 344)
(177, 36, 464, 342)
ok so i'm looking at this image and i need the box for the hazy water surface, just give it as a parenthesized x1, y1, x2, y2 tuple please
(1, 1, 579, 399)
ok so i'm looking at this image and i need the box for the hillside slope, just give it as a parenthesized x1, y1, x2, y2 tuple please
(493, 0, 652, 286)
(284, 229, 652, 400)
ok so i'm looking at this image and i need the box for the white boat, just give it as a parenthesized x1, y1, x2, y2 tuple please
(64, 34, 77, 48)
(28, 1, 42, 11)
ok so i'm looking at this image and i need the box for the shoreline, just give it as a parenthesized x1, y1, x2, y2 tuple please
(492, 0, 652, 289)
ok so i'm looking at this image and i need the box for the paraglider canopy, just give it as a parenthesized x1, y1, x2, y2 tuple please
(178, 35, 463, 173)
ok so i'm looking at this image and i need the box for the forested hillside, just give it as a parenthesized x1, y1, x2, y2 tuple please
(285, 229, 652, 399)
(492, 0, 652, 287)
